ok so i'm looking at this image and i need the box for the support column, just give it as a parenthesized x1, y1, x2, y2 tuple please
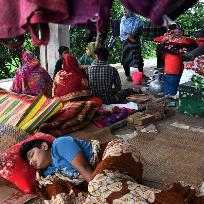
(40, 23, 70, 77)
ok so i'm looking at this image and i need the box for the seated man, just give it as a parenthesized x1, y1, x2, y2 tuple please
(88, 46, 133, 104)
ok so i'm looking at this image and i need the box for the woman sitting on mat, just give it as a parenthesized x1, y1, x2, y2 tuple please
(10, 51, 53, 97)
(78, 42, 96, 65)
(53, 53, 90, 101)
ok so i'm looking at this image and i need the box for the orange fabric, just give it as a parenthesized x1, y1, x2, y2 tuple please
(164, 54, 183, 75)
(88, 97, 103, 107)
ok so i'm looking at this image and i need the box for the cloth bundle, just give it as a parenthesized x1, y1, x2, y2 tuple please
(192, 55, 204, 77)
(0, 92, 63, 132)
(191, 55, 204, 88)
(93, 106, 133, 128)
(16, 95, 63, 132)
(0, 93, 32, 127)
(38, 100, 98, 137)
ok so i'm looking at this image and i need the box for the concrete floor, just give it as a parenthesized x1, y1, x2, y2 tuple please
(0, 58, 157, 91)
(0, 78, 13, 91)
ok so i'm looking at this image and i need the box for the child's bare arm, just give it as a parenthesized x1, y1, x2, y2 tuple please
(71, 152, 93, 182)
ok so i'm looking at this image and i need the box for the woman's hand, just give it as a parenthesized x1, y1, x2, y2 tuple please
(71, 152, 93, 182)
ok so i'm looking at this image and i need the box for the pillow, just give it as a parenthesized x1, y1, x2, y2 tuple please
(0, 124, 30, 151)
(0, 132, 55, 193)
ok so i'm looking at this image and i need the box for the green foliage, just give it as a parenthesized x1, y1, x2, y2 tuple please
(70, 26, 87, 62)
(177, 2, 204, 36)
(69, 0, 158, 63)
(70, 1, 203, 63)
(141, 40, 157, 59)
(0, 1, 203, 79)
(69, 1, 123, 63)
(0, 33, 38, 79)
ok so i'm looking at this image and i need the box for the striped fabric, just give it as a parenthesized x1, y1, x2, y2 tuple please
(0, 94, 31, 126)
(0, 93, 63, 132)
(16, 95, 63, 132)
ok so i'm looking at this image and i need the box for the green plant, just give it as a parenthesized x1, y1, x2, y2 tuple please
(0, 1, 203, 78)
(0, 33, 38, 79)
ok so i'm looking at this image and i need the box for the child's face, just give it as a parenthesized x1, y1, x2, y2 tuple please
(27, 142, 51, 170)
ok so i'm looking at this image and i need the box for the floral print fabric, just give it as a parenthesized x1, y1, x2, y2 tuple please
(36, 139, 146, 203)
(10, 51, 53, 97)
(192, 55, 204, 77)
(0, 132, 55, 193)
(35, 139, 204, 203)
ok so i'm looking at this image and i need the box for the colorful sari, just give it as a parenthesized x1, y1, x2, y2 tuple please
(10, 51, 53, 97)
(53, 54, 90, 101)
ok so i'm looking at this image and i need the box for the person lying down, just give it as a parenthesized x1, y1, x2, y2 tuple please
(19, 136, 204, 203)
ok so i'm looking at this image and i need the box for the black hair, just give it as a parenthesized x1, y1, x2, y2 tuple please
(58, 46, 69, 55)
(168, 23, 182, 31)
(94, 46, 109, 62)
(194, 28, 204, 38)
(19, 139, 51, 161)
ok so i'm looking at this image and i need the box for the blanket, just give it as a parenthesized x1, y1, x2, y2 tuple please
(35, 139, 204, 203)
(38, 101, 98, 137)
(0, 92, 63, 132)
(93, 106, 133, 128)
(0, 92, 33, 126)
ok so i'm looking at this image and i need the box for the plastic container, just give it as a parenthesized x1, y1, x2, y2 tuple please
(164, 53, 183, 75)
(163, 74, 181, 95)
(132, 72, 143, 85)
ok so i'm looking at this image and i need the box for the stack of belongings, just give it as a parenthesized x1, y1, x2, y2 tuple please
(38, 100, 99, 137)
(154, 29, 197, 95)
(179, 55, 204, 116)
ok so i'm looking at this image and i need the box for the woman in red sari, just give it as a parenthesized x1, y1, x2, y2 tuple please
(53, 53, 90, 101)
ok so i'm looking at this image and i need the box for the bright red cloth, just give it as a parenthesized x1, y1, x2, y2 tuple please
(53, 54, 90, 101)
(88, 97, 103, 107)
(196, 37, 204, 46)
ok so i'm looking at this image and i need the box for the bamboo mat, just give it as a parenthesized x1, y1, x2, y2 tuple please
(128, 120, 204, 189)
